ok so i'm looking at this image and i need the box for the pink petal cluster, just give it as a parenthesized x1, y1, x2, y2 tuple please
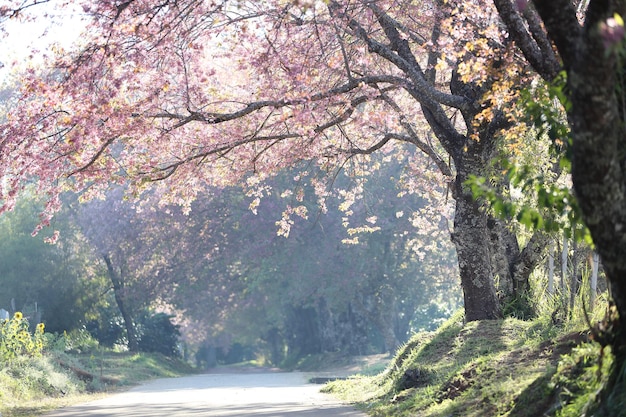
(600, 16, 626, 49)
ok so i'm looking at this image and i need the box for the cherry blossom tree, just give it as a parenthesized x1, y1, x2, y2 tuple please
(0, 1, 49, 24)
(1, 0, 550, 321)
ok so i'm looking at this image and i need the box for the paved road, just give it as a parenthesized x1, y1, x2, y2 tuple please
(43, 372, 367, 416)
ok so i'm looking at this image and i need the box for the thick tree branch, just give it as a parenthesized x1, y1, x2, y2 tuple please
(327, 1, 469, 159)
(531, 0, 581, 71)
(313, 86, 399, 133)
(148, 75, 408, 128)
(512, 230, 549, 285)
(522, 6, 560, 76)
(379, 93, 453, 178)
(424, 12, 443, 84)
(327, 1, 469, 113)
(144, 133, 301, 181)
(492, 0, 561, 79)
(68, 135, 120, 177)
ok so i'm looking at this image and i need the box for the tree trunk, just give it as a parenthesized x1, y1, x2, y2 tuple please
(103, 254, 139, 352)
(548, 244, 555, 295)
(451, 172, 502, 321)
(569, 239, 580, 317)
(487, 216, 517, 298)
(261, 327, 284, 366)
(561, 235, 568, 313)
(444, 68, 548, 321)
(487, 195, 549, 318)
(569, 85, 626, 412)
(590, 252, 599, 309)
(530, 2, 626, 407)
(511, 231, 549, 293)
(450, 149, 548, 320)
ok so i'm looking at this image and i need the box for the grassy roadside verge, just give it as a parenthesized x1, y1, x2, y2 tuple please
(323, 310, 618, 417)
(0, 350, 195, 417)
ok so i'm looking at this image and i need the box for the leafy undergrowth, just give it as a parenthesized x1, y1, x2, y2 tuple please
(0, 350, 195, 417)
(324, 310, 620, 417)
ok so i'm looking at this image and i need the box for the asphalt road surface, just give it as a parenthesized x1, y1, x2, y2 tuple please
(43, 372, 368, 416)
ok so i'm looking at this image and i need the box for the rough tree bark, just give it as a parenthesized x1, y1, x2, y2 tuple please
(452, 169, 502, 320)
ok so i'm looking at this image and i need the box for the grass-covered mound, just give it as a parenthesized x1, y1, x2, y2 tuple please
(324, 310, 618, 417)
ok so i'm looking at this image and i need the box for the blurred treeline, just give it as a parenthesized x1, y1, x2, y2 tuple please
(0, 156, 461, 366)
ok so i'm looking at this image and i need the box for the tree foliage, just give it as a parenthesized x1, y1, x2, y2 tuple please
(136, 312, 181, 358)
(0, 191, 107, 333)
(0, 0, 556, 323)
(168, 157, 459, 358)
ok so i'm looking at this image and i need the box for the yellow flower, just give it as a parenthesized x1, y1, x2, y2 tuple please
(36, 323, 45, 333)
(13, 312, 23, 320)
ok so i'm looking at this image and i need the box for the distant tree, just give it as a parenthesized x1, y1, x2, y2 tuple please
(262, 158, 459, 354)
(176, 158, 459, 358)
(71, 188, 195, 351)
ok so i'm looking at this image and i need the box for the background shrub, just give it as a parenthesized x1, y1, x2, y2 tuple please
(136, 312, 181, 357)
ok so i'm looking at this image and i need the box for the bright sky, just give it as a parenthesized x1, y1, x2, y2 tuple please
(0, 1, 86, 82)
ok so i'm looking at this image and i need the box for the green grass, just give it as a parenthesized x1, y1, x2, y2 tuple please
(0, 350, 195, 417)
(324, 310, 616, 416)
(79, 350, 195, 384)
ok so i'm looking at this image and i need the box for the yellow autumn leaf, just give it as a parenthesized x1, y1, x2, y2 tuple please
(435, 56, 447, 72)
